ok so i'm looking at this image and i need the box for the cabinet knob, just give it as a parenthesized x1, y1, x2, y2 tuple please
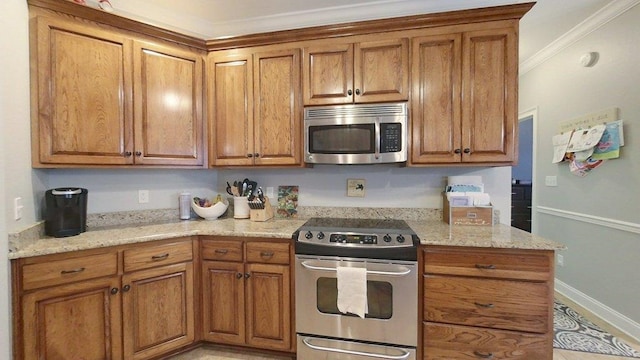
(254, 153, 260, 158)
(355, 89, 361, 95)
(124, 151, 133, 157)
(247, 153, 253, 158)
(463, 148, 471, 154)
(110, 287, 119, 295)
(244, 273, 251, 279)
(454, 149, 462, 154)
(135, 151, 142, 157)
(347, 89, 353, 96)
(236, 272, 243, 279)
(122, 285, 131, 292)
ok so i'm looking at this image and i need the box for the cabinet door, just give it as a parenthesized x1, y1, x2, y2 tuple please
(245, 263, 291, 351)
(33, 16, 133, 166)
(133, 41, 204, 166)
(410, 34, 462, 164)
(201, 261, 245, 345)
(461, 27, 517, 163)
(122, 262, 194, 360)
(302, 43, 353, 105)
(22, 277, 122, 360)
(253, 49, 302, 166)
(354, 39, 409, 103)
(208, 51, 254, 166)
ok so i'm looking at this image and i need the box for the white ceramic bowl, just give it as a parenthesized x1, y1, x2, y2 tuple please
(191, 199, 229, 220)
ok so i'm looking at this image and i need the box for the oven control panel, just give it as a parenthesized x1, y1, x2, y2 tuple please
(298, 231, 413, 247)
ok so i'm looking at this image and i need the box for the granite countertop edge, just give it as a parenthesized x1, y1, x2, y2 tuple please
(8, 217, 565, 260)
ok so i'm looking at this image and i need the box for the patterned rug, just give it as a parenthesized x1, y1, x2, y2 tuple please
(554, 300, 640, 357)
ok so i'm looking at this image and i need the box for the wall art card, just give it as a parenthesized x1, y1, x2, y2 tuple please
(552, 131, 573, 163)
(277, 185, 299, 218)
(591, 121, 622, 160)
(566, 124, 606, 153)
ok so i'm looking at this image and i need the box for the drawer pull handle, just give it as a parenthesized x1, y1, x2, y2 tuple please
(151, 253, 169, 261)
(214, 249, 229, 254)
(475, 264, 496, 270)
(473, 351, 494, 359)
(61, 267, 85, 275)
(260, 251, 274, 258)
(474, 302, 495, 308)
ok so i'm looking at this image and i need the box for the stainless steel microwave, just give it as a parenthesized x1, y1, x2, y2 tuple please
(304, 102, 408, 165)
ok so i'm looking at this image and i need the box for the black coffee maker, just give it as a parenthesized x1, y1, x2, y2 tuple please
(45, 188, 88, 237)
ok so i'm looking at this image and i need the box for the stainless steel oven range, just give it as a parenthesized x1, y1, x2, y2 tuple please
(293, 218, 419, 360)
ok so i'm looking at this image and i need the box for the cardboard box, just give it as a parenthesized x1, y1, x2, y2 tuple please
(443, 193, 493, 226)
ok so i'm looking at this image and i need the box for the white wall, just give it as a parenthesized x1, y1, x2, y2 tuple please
(520, 3, 640, 331)
(0, 0, 28, 356)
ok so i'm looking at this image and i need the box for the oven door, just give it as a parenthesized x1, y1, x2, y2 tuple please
(297, 335, 416, 360)
(295, 255, 417, 347)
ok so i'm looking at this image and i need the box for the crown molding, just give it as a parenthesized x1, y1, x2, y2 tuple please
(520, 0, 640, 75)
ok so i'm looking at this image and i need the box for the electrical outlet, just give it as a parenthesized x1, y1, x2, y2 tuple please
(138, 190, 149, 204)
(557, 254, 564, 267)
(347, 179, 366, 197)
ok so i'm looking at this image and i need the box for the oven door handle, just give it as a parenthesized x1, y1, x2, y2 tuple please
(300, 261, 412, 276)
(302, 337, 411, 359)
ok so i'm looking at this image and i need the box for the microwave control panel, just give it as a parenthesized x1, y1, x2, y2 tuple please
(380, 123, 402, 153)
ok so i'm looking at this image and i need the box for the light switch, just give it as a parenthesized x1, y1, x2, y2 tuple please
(545, 176, 558, 187)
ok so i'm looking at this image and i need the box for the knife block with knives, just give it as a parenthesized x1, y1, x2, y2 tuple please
(249, 196, 274, 222)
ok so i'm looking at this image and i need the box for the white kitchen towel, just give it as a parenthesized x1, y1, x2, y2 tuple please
(336, 266, 368, 318)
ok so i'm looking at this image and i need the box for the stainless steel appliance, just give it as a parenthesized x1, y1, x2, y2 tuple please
(44, 188, 88, 238)
(304, 102, 408, 165)
(293, 218, 419, 360)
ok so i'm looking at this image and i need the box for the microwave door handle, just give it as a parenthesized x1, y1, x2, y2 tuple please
(302, 337, 411, 360)
(374, 121, 381, 160)
(300, 261, 411, 276)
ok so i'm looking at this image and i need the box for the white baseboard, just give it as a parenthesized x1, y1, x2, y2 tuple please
(556, 279, 640, 343)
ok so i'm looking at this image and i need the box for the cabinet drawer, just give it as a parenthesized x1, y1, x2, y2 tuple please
(22, 252, 118, 290)
(202, 240, 243, 262)
(424, 275, 549, 333)
(424, 322, 550, 360)
(423, 247, 551, 281)
(245, 242, 290, 264)
(124, 239, 193, 272)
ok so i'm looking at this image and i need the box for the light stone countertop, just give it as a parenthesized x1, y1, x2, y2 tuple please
(8, 217, 564, 260)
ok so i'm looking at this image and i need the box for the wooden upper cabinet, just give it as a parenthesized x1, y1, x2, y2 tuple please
(410, 25, 517, 165)
(303, 38, 409, 105)
(209, 48, 301, 167)
(462, 28, 517, 163)
(133, 41, 205, 166)
(252, 49, 301, 166)
(208, 51, 254, 166)
(33, 16, 134, 166)
(411, 33, 462, 164)
(31, 15, 205, 167)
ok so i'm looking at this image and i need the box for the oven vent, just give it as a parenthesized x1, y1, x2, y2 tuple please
(305, 102, 407, 119)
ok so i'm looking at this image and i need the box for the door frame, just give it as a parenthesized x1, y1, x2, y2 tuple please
(518, 107, 538, 234)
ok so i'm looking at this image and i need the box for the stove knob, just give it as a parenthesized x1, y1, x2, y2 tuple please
(317, 232, 325, 240)
(396, 234, 405, 243)
(305, 231, 313, 239)
(383, 234, 392, 243)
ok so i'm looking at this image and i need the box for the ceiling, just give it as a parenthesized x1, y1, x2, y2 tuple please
(90, 0, 612, 64)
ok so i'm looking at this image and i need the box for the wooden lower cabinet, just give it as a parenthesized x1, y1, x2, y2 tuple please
(422, 246, 554, 360)
(13, 238, 196, 360)
(122, 262, 195, 360)
(424, 322, 549, 360)
(201, 238, 292, 352)
(21, 276, 123, 360)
